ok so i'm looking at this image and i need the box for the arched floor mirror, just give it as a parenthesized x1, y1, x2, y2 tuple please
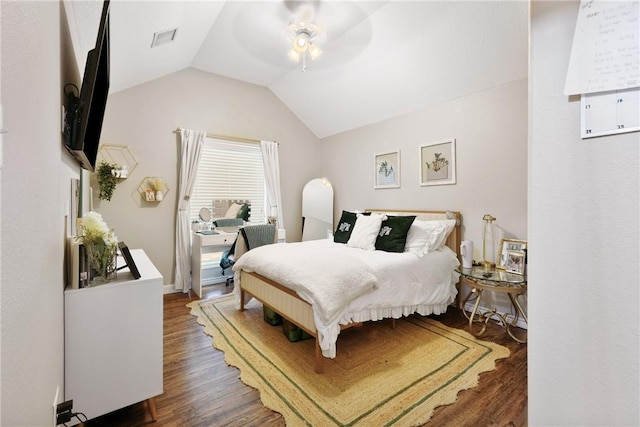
(302, 178, 334, 241)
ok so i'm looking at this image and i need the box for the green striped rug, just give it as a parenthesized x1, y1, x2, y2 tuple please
(189, 294, 509, 426)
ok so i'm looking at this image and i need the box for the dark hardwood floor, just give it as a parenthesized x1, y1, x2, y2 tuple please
(85, 285, 527, 427)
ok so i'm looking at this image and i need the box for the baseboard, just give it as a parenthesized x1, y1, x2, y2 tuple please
(163, 284, 179, 294)
(163, 278, 230, 295)
(462, 301, 528, 330)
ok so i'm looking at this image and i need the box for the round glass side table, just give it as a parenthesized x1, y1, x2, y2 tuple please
(458, 267, 528, 343)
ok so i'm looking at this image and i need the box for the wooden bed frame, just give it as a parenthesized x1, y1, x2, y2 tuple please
(238, 209, 462, 373)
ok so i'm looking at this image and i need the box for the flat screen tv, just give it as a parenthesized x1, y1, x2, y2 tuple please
(64, 0, 110, 172)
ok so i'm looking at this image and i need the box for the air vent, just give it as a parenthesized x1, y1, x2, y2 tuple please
(151, 28, 177, 47)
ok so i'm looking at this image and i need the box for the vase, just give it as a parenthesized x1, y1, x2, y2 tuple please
(85, 242, 117, 286)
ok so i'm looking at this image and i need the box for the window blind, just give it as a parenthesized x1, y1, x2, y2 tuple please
(189, 138, 266, 224)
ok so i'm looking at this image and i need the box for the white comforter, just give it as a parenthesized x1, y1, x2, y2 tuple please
(232, 239, 459, 358)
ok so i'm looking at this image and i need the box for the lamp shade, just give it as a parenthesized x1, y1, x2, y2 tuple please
(288, 49, 301, 61)
(308, 43, 322, 60)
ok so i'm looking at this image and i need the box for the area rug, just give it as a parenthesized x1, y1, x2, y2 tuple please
(188, 294, 510, 427)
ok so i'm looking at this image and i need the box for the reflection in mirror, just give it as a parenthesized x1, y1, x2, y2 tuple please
(302, 178, 334, 241)
(212, 199, 251, 222)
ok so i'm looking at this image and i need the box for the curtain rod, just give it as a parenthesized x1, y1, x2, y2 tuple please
(173, 127, 273, 145)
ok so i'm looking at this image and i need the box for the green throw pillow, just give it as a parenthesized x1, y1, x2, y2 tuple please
(375, 215, 417, 252)
(333, 210, 357, 243)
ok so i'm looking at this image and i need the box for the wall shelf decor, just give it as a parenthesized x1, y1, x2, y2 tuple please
(97, 144, 139, 179)
(137, 177, 169, 202)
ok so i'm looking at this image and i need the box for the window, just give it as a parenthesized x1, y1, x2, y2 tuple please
(189, 138, 266, 223)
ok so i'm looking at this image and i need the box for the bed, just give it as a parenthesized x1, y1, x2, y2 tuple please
(233, 209, 462, 373)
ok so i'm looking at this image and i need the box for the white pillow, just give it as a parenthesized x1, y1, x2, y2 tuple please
(347, 213, 385, 250)
(404, 219, 456, 256)
(224, 203, 243, 218)
(436, 219, 457, 249)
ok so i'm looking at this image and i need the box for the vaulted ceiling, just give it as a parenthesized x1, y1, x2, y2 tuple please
(65, 1, 528, 139)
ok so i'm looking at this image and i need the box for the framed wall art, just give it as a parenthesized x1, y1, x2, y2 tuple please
(374, 150, 400, 189)
(420, 139, 456, 186)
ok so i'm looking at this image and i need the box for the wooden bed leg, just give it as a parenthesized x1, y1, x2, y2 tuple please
(239, 289, 245, 312)
(392, 318, 396, 329)
(314, 338, 324, 374)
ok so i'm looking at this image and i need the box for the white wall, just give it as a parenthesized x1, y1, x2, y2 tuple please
(0, 0, 3, 418)
(0, 0, 3, 420)
(1, 2, 78, 425)
(321, 79, 528, 253)
(320, 79, 528, 314)
(97, 68, 322, 285)
(529, 1, 639, 425)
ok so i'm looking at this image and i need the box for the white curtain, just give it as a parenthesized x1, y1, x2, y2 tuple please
(261, 140, 284, 228)
(175, 129, 205, 292)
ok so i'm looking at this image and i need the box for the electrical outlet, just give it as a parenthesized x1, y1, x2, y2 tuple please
(56, 400, 73, 425)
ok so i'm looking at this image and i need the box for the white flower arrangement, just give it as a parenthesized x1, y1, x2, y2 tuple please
(77, 211, 117, 248)
(77, 211, 118, 283)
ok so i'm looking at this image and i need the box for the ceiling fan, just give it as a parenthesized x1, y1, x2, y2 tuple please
(283, 1, 325, 71)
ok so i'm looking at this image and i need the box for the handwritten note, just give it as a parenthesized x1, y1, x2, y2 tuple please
(565, 0, 639, 95)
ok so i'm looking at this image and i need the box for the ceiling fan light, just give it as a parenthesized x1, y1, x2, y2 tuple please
(293, 33, 308, 53)
(288, 49, 301, 62)
(308, 44, 322, 60)
(285, 22, 323, 70)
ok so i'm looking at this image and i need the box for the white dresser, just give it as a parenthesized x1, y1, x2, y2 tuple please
(64, 249, 163, 423)
(191, 230, 237, 297)
(191, 228, 286, 297)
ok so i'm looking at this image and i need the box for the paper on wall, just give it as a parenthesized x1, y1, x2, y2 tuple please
(564, 0, 639, 95)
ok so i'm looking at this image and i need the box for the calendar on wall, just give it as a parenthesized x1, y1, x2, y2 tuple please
(581, 86, 640, 139)
(566, 1, 639, 139)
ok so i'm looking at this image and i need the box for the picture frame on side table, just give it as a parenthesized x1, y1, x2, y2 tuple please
(505, 250, 526, 275)
(497, 238, 528, 270)
(374, 150, 400, 189)
(420, 139, 456, 186)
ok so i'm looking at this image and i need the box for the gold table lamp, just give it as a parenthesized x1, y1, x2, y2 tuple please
(481, 214, 496, 270)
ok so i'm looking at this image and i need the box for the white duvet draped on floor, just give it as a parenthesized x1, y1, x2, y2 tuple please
(233, 239, 460, 358)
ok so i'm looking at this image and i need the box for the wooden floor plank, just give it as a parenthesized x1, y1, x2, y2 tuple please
(85, 284, 527, 426)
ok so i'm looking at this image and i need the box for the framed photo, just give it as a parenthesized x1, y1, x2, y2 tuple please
(118, 241, 141, 279)
(497, 238, 527, 270)
(374, 150, 400, 189)
(505, 250, 526, 275)
(144, 189, 155, 201)
(420, 139, 456, 186)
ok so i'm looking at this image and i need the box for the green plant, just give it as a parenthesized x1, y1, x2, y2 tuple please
(96, 161, 118, 201)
